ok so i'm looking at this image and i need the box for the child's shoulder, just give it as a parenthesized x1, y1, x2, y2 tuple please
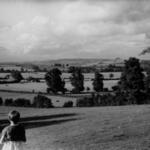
(2, 124, 25, 132)
(2, 125, 11, 134)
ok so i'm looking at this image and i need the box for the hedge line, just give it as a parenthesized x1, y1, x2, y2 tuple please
(0, 95, 74, 108)
(0, 95, 53, 108)
(76, 92, 150, 107)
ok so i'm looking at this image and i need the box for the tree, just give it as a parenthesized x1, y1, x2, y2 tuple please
(11, 71, 23, 82)
(118, 57, 145, 104)
(45, 68, 65, 94)
(145, 68, 150, 92)
(70, 67, 84, 93)
(68, 66, 75, 73)
(119, 57, 145, 91)
(32, 94, 53, 108)
(0, 68, 4, 72)
(109, 73, 114, 79)
(93, 71, 104, 92)
(32, 65, 40, 72)
(86, 87, 90, 92)
(144, 68, 150, 103)
(0, 97, 3, 105)
(21, 67, 24, 72)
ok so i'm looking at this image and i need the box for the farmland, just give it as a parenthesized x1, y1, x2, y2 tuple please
(0, 80, 118, 93)
(0, 71, 120, 107)
(1, 105, 150, 150)
(0, 72, 121, 79)
(0, 72, 120, 92)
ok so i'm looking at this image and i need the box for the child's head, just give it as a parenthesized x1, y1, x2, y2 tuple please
(8, 110, 20, 124)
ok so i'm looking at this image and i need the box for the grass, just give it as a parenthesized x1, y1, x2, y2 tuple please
(0, 80, 118, 93)
(0, 72, 121, 79)
(0, 72, 120, 93)
(1, 105, 150, 150)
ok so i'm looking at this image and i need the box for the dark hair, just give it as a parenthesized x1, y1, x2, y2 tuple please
(8, 110, 20, 123)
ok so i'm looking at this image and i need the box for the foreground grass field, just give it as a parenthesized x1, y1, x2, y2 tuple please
(1, 105, 150, 150)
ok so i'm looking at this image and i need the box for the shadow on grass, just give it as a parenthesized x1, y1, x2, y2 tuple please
(22, 118, 79, 129)
(0, 113, 79, 131)
(0, 113, 7, 115)
(21, 113, 77, 122)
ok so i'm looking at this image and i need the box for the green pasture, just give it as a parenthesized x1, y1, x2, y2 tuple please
(1, 105, 150, 150)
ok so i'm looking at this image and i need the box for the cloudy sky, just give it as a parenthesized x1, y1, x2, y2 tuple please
(0, 0, 150, 62)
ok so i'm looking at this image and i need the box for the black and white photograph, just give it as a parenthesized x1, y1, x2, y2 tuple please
(0, 0, 150, 149)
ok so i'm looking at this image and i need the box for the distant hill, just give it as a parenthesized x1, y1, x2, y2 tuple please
(0, 58, 150, 71)
(25, 58, 125, 67)
(34, 58, 114, 66)
(0, 58, 124, 68)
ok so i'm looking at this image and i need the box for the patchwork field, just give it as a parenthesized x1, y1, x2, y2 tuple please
(0, 72, 120, 93)
(0, 80, 118, 92)
(0, 72, 122, 79)
(1, 105, 150, 150)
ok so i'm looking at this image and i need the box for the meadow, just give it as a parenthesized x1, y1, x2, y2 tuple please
(0, 72, 120, 93)
(0, 80, 118, 93)
(1, 105, 150, 150)
(0, 72, 121, 79)
(0, 72, 119, 107)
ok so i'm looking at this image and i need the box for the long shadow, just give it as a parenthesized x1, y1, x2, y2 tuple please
(22, 118, 79, 129)
(0, 113, 78, 131)
(0, 113, 7, 115)
(0, 113, 77, 124)
(0, 118, 79, 131)
(21, 113, 77, 122)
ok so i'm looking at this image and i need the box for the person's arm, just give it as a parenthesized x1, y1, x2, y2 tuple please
(0, 129, 6, 144)
(0, 134, 5, 144)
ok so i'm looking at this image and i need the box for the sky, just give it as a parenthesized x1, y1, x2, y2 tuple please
(0, 0, 150, 62)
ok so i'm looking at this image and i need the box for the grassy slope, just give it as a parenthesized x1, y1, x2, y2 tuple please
(1, 105, 150, 150)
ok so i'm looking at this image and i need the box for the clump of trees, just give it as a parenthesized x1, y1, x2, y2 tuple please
(0, 97, 3, 105)
(116, 57, 146, 104)
(11, 71, 23, 82)
(70, 67, 84, 93)
(45, 68, 66, 94)
(1, 95, 54, 108)
(4, 98, 13, 106)
(110, 57, 150, 105)
(63, 101, 73, 107)
(32, 94, 53, 108)
(109, 73, 114, 79)
(4, 98, 31, 107)
(76, 57, 150, 107)
(13, 98, 31, 107)
(32, 65, 41, 72)
(92, 71, 104, 92)
(76, 95, 95, 107)
(145, 68, 150, 92)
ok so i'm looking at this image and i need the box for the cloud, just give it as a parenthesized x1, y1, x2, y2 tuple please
(0, 0, 150, 61)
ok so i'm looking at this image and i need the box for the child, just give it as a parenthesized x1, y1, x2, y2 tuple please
(0, 110, 26, 150)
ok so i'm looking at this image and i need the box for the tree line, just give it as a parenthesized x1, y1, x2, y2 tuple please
(45, 57, 150, 106)
(2, 57, 150, 106)
(45, 67, 104, 94)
